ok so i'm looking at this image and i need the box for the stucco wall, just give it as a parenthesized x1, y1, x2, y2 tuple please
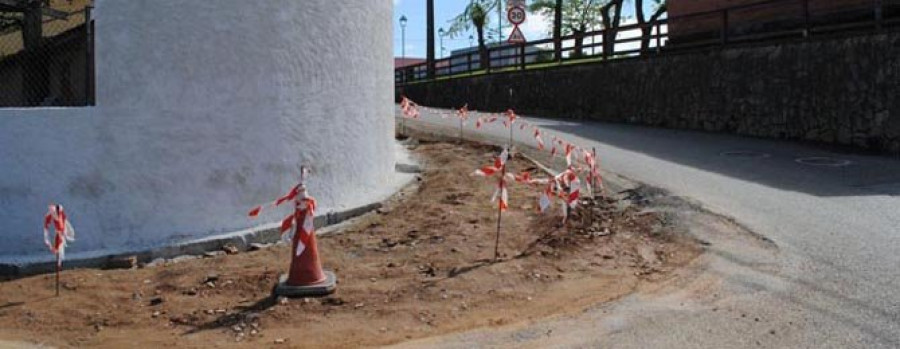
(397, 31, 900, 154)
(0, 0, 397, 263)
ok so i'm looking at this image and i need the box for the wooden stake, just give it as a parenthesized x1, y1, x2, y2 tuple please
(459, 118, 464, 143)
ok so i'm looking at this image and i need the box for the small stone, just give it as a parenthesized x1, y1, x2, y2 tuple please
(204, 273, 220, 283)
(278, 297, 289, 305)
(149, 297, 164, 306)
(232, 325, 242, 333)
(203, 251, 225, 258)
(354, 302, 365, 309)
(222, 244, 239, 255)
(369, 277, 377, 283)
(205, 281, 216, 288)
(152, 311, 160, 318)
(321, 297, 345, 306)
(250, 329, 258, 336)
(274, 338, 286, 344)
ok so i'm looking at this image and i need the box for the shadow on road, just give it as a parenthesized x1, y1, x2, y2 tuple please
(537, 120, 900, 197)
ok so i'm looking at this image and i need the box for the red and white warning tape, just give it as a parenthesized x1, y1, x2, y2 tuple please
(43, 204, 75, 267)
(400, 98, 607, 222)
(248, 168, 317, 256)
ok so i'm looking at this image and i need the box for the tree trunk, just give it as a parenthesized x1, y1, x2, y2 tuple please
(635, 0, 650, 53)
(601, 5, 612, 59)
(553, 0, 562, 61)
(572, 30, 585, 58)
(477, 25, 489, 71)
(601, 0, 625, 59)
(426, 0, 436, 79)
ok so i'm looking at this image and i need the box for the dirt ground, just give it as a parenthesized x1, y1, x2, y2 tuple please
(0, 137, 702, 348)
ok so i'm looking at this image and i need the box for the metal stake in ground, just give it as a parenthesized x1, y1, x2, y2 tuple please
(56, 254, 60, 297)
(473, 148, 511, 262)
(494, 158, 507, 262)
(43, 204, 75, 297)
(457, 104, 468, 143)
(592, 147, 599, 196)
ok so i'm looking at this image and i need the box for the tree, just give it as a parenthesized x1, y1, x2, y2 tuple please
(635, 0, 667, 53)
(599, 0, 625, 59)
(529, 0, 605, 58)
(447, 0, 497, 70)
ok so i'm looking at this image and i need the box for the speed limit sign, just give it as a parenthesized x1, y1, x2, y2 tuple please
(508, 6, 526, 25)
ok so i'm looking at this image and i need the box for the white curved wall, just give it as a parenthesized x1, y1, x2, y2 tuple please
(0, 0, 397, 262)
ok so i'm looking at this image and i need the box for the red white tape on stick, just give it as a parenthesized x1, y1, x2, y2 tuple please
(473, 148, 511, 211)
(43, 204, 75, 267)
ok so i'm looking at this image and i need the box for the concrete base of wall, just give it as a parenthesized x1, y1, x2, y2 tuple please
(0, 164, 422, 279)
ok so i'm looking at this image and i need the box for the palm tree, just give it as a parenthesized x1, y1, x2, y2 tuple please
(447, 1, 496, 70)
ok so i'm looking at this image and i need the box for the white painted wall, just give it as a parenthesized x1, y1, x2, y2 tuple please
(0, 0, 398, 263)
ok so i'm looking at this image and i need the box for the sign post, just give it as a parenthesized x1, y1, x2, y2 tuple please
(507, 1, 527, 69)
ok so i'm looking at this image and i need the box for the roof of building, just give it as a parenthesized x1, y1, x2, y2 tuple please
(394, 57, 425, 68)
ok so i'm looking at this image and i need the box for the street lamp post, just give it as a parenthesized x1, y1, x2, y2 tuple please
(400, 15, 408, 82)
(399, 15, 408, 60)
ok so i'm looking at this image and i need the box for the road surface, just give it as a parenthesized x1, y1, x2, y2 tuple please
(394, 107, 900, 348)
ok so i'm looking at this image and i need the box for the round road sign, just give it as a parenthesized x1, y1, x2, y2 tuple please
(508, 7, 526, 25)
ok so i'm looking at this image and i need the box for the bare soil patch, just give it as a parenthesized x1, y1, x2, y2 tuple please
(0, 137, 701, 348)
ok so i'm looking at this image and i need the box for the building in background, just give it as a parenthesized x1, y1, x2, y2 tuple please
(394, 57, 426, 69)
(668, 0, 891, 44)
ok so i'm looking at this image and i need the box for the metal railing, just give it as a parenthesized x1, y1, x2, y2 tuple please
(396, 0, 900, 85)
(0, 1, 94, 107)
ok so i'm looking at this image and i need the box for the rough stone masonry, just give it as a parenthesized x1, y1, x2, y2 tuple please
(398, 30, 900, 154)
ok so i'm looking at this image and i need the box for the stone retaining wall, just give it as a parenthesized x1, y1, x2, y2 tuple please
(398, 31, 900, 154)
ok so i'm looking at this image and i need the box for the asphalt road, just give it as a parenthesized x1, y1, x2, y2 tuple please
(395, 107, 900, 348)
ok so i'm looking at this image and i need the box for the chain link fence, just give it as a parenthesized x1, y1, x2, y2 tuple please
(0, 0, 93, 107)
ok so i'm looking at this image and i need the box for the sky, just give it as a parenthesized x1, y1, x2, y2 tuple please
(393, 0, 552, 59)
(392, 0, 648, 59)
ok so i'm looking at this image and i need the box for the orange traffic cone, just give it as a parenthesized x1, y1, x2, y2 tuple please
(274, 186, 336, 297)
